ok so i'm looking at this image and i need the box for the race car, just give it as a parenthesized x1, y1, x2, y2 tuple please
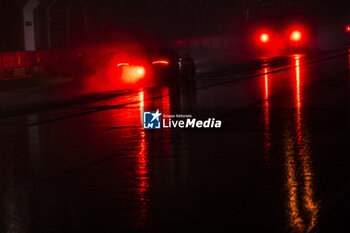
(115, 48, 181, 86)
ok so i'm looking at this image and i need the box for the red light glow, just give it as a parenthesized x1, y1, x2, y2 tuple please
(121, 66, 146, 84)
(260, 33, 269, 43)
(152, 60, 169, 65)
(346, 26, 350, 32)
(137, 67, 145, 75)
(290, 31, 302, 42)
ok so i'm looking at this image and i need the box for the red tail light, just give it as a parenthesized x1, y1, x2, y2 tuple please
(152, 60, 169, 65)
(290, 30, 302, 41)
(137, 67, 145, 76)
(260, 33, 269, 43)
(117, 63, 130, 67)
(121, 66, 146, 84)
(346, 26, 350, 33)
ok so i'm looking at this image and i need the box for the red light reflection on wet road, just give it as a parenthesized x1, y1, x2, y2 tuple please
(137, 89, 149, 227)
(295, 56, 301, 109)
(135, 87, 172, 227)
(139, 90, 144, 109)
(263, 67, 271, 168)
(284, 55, 319, 232)
(348, 48, 350, 70)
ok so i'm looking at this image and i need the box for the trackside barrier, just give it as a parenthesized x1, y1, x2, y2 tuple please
(0, 50, 62, 80)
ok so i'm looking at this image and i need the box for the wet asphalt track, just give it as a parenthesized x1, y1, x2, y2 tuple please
(0, 49, 350, 233)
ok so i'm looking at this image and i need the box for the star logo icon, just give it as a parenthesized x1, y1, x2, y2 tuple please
(150, 110, 161, 122)
(143, 110, 162, 129)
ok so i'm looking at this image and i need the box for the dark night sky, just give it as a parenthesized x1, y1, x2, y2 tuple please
(0, 0, 349, 51)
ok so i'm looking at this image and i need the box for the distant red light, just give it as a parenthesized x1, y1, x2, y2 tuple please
(260, 33, 269, 43)
(290, 30, 302, 41)
(152, 60, 169, 65)
(346, 26, 350, 32)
